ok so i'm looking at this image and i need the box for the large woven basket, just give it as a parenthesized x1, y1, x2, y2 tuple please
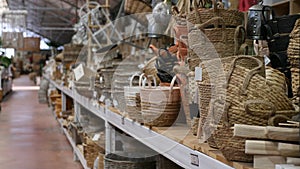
(140, 76, 181, 127)
(186, 0, 243, 28)
(206, 56, 296, 162)
(104, 153, 156, 169)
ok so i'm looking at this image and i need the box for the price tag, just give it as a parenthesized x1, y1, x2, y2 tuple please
(264, 55, 271, 65)
(73, 64, 84, 81)
(92, 134, 101, 141)
(194, 67, 202, 81)
(113, 99, 118, 107)
(190, 153, 199, 166)
(99, 95, 105, 102)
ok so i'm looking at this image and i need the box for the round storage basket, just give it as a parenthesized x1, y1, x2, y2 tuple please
(124, 73, 145, 123)
(140, 76, 181, 127)
(104, 153, 156, 169)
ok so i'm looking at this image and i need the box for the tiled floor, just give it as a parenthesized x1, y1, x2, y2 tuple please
(0, 76, 83, 169)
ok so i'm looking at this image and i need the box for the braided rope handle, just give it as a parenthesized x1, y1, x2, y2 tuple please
(226, 56, 263, 95)
(244, 100, 276, 119)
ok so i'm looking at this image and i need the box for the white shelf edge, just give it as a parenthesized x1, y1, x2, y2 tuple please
(105, 109, 234, 169)
(45, 76, 235, 169)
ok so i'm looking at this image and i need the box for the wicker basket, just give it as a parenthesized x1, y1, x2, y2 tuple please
(143, 56, 161, 84)
(124, 0, 152, 25)
(124, 73, 146, 123)
(186, 0, 243, 28)
(104, 153, 156, 169)
(84, 135, 105, 168)
(140, 76, 181, 127)
(207, 57, 296, 162)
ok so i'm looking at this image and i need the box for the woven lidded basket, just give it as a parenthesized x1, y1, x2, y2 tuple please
(140, 76, 181, 127)
(104, 153, 156, 169)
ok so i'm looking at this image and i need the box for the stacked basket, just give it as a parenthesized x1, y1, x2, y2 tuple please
(186, 0, 245, 71)
(287, 19, 300, 102)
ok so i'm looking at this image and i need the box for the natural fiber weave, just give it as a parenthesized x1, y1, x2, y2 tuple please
(140, 76, 181, 127)
(124, 0, 152, 25)
(266, 66, 287, 94)
(143, 56, 161, 84)
(186, 0, 243, 28)
(201, 56, 296, 162)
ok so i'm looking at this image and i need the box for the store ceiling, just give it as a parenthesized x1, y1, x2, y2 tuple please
(6, 0, 122, 46)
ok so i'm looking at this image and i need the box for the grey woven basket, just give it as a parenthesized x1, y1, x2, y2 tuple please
(104, 153, 156, 169)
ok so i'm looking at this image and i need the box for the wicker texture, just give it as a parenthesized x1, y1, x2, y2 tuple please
(186, 0, 243, 28)
(124, 0, 152, 25)
(187, 17, 248, 70)
(287, 19, 300, 98)
(124, 74, 145, 123)
(199, 56, 296, 162)
(84, 135, 105, 168)
(140, 76, 181, 127)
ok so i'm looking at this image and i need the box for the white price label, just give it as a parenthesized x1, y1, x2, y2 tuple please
(194, 67, 202, 81)
(113, 99, 118, 107)
(264, 55, 271, 65)
(73, 64, 84, 81)
(190, 153, 199, 166)
(92, 134, 101, 141)
(99, 95, 105, 102)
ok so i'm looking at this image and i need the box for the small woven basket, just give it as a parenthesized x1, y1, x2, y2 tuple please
(124, 73, 145, 123)
(140, 76, 181, 127)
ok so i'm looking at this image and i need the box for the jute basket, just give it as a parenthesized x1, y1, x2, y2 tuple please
(186, 0, 243, 28)
(140, 76, 181, 127)
(143, 56, 161, 84)
(205, 56, 297, 162)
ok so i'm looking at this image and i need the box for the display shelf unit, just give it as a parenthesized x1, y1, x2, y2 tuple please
(45, 76, 251, 169)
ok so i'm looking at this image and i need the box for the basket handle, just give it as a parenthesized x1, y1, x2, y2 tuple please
(234, 25, 246, 55)
(129, 73, 141, 87)
(226, 56, 263, 95)
(268, 114, 291, 126)
(196, 16, 226, 43)
(238, 43, 249, 55)
(168, 76, 177, 101)
(244, 100, 276, 119)
(142, 75, 157, 88)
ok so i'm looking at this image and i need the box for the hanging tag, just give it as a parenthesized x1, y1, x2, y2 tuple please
(264, 55, 271, 65)
(92, 133, 101, 141)
(73, 64, 84, 81)
(194, 67, 202, 81)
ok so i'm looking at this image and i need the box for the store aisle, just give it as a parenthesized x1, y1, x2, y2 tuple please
(0, 76, 83, 169)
